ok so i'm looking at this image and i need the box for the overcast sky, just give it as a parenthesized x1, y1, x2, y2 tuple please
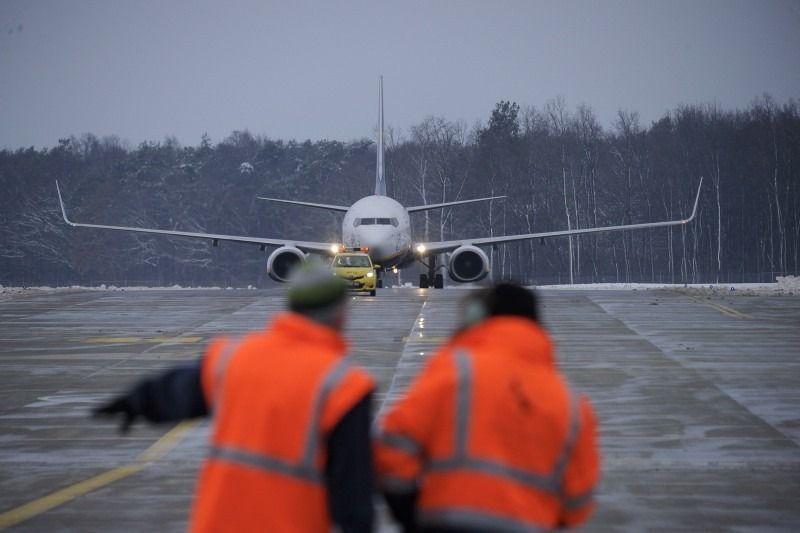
(1, 0, 798, 149)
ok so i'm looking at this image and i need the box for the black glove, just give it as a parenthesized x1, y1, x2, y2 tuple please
(91, 363, 208, 433)
(93, 394, 139, 434)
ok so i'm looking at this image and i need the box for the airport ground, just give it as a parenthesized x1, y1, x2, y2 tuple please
(0, 287, 798, 531)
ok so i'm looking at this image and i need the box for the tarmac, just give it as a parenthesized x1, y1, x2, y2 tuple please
(0, 287, 798, 531)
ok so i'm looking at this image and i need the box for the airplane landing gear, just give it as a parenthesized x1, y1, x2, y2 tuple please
(418, 255, 444, 289)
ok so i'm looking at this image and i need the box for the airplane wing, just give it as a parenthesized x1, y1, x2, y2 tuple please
(256, 196, 350, 212)
(56, 182, 334, 254)
(416, 179, 703, 255)
(406, 195, 506, 213)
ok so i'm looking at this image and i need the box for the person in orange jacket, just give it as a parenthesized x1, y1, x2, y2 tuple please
(374, 283, 600, 531)
(95, 266, 376, 533)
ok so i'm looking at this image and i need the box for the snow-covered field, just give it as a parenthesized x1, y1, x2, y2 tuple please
(2, 276, 798, 299)
(537, 275, 800, 296)
(0, 284, 259, 300)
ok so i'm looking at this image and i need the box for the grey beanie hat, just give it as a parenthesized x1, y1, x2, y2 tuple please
(287, 264, 348, 313)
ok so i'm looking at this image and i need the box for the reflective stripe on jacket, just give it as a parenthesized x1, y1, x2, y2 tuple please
(191, 312, 375, 533)
(375, 316, 600, 530)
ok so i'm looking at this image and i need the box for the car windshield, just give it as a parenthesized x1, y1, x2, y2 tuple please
(335, 255, 371, 267)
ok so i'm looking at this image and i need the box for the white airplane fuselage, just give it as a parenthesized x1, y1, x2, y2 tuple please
(342, 195, 413, 267)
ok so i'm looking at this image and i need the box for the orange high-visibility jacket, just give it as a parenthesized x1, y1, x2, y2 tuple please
(375, 316, 600, 530)
(191, 313, 375, 533)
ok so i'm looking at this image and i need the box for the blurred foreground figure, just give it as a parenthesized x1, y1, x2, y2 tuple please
(94, 266, 375, 533)
(374, 283, 600, 531)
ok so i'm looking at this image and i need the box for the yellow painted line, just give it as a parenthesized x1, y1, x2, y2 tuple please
(706, 302, 746, 319)
(704, 300, 752, 319)
(137, 421, 196, 462)
(0, 465, 143, 530)
(714, 302, 752, 319)
(0, 420, 198, 530)
(684, 295, 753, 319)
(79, 336, 203, 344)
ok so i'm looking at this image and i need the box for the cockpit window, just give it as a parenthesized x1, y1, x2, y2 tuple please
(353, 217, 399, 227)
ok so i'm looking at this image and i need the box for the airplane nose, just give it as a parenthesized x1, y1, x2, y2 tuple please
(363, 237, 388, 258)
(359, 229, 392, 261)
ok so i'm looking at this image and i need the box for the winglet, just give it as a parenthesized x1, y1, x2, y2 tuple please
(55, 181, 75, 226)
(684, 177, 703, 223)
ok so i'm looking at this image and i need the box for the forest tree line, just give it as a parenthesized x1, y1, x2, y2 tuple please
(1, 95, 798, 287)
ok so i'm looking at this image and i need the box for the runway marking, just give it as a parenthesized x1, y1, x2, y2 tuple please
(379, 301, 429, 417)
(684, 295, 753, 319)
(0, 420, 199, 530)
(401, 335, 448, 343)
(77, 336, 203, 344)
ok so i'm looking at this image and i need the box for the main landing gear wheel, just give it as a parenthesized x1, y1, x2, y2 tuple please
(369, 289, 376, 297)
(419, 274, 429, 289)
(434, 273, 444, 289)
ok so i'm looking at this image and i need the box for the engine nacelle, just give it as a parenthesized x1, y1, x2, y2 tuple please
(448, 245, 489, 283)
(266, 246, 305, 282)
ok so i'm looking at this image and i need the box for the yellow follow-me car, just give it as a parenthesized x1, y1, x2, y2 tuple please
(331, 251, 378, 296)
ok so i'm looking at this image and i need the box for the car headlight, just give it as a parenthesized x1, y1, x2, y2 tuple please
(366, 271, 374, 278)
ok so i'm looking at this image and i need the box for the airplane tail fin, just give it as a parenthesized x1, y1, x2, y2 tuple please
(375, 75, 386, 196)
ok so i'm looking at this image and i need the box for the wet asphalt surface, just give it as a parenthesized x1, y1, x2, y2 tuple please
(0, 287, 798, 531)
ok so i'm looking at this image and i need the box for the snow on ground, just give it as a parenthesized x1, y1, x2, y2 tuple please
(538, 275, 799, 296)
(1, 276, 798, 300)
(0, 284, 259, 300)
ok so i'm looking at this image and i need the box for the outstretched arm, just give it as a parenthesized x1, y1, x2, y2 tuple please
(93, 361, 209, 432)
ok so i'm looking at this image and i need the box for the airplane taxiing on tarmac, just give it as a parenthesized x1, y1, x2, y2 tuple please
(56, 76, 702, 288)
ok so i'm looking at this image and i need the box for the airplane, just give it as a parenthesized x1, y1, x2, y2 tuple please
(56, 76, 703, 289)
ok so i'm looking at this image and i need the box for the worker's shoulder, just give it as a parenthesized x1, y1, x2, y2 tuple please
(204, 330, 290, 362)
(411, 347, 466, 389)
(222, 330, 272, 352)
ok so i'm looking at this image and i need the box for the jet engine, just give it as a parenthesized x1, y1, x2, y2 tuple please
(266, 246, 305, 282)
(448, 245, 489, 283)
